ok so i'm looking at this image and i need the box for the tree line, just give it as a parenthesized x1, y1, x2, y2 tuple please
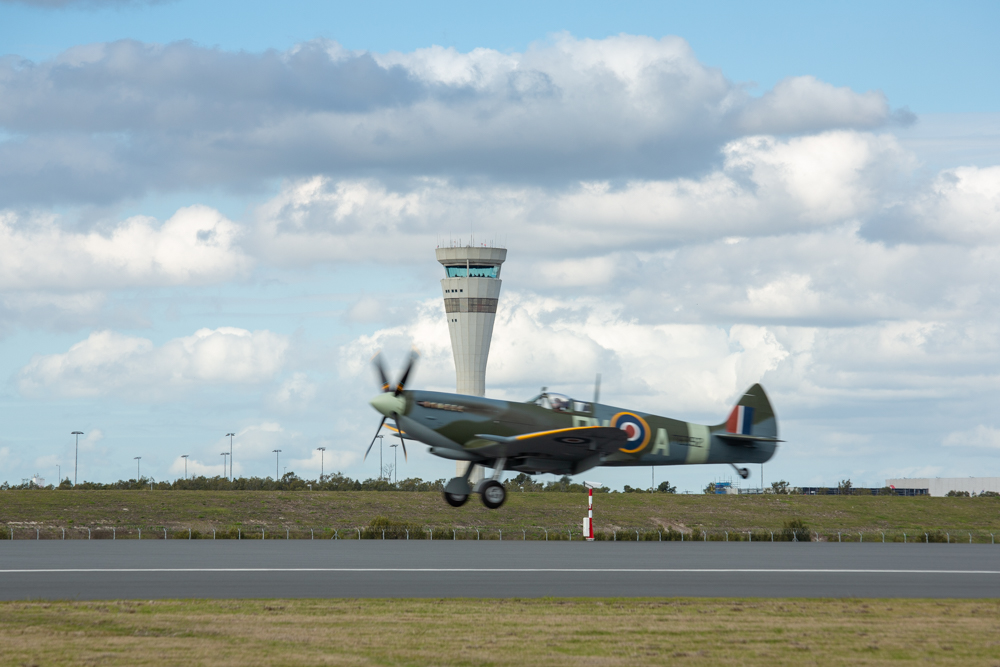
(1, 472, 677, 493)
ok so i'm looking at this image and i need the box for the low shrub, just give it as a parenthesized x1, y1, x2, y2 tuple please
(362, 516, 425, 539)
(780, 519, 810, 542)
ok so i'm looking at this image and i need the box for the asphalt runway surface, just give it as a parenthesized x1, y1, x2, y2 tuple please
(1, 541, 998, 600)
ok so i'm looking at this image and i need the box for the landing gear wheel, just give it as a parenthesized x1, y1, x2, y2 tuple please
(444, 492, 469, 507)
(737, 467, 749, 479)
(480, 480, 506, 509)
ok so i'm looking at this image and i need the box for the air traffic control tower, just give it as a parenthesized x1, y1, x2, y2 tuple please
(436, 245, 506, 396)
(436, 244, 506, 480)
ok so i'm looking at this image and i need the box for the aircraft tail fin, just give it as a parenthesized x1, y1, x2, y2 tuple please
(719, 384, 777, 439)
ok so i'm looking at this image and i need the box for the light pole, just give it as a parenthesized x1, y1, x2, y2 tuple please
(71, 431, 83, 486)
(226, 433, 235, 481)
(181, 454, 189, 480)
(389, 443, 398, 484)
(317, 447, 326, 481)
(57, 465, 60, 484)
(376, 434, 384, 479)
(134, 456, 141, 481)
(273, 449, 282, 480)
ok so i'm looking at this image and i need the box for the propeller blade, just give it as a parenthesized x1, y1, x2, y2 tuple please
(372, 351, 391, 393)
(394, 349, 419, 396)
(364, 416, 386, 461)
(393, 412, 408, 462)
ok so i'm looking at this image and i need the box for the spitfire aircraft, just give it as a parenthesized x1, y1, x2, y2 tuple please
(367, 351, 781, 509)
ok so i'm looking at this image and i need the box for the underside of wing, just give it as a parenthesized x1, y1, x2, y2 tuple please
(468, 426, 627, 460)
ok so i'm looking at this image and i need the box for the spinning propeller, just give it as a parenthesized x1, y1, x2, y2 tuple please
(365, 349, 418, 463)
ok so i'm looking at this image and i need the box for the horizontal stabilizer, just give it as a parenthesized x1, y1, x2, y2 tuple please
(716, 432, 783, 446)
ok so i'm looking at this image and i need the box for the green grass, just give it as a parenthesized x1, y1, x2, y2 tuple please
(1, 598, 998, 665)
(2, 491, 999, 540)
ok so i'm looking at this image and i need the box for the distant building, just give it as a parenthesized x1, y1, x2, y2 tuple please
(799, 486, 927, 496)
(885, 477, 1000, 497)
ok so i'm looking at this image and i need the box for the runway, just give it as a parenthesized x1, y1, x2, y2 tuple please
(2, 541, 998, 599)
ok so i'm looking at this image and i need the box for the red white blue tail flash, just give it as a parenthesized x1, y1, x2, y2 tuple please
(726, 405, 755, 435)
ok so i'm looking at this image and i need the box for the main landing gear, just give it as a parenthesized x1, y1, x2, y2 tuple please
(442, 458, 508, 509)
(731, 463, 750, 479)
(480, 480, 506, 509)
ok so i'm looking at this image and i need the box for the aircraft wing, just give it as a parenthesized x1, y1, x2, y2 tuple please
(468, 426, 627, 459)
(384, 421, 415, 440)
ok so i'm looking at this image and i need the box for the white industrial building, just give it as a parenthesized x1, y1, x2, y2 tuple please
(436, 244, 507, 483)
(885, 477, 1000, 496)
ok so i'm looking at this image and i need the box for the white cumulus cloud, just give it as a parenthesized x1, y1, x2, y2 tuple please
(249, 130, 916, 268)
(18, 327, 289, 398)
(0, 205, 250, 291)
(342, 292, 790, 416)
(0, 34, 902, 206)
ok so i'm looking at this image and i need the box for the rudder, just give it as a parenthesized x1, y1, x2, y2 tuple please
(720, 384, 777, 439)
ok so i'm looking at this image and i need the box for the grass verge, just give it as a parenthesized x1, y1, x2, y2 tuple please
(2, 491, 1000, 538)
(1, 598, 998, 666)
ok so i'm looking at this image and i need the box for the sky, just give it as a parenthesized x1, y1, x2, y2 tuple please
(0, 0, 999, 492)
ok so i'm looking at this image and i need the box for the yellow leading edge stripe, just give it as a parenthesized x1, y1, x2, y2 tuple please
(513, 426, 607, 440)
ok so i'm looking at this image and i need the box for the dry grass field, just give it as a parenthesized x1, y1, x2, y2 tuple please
(1, 598, 998, 666)
(2, 491, 999, 540)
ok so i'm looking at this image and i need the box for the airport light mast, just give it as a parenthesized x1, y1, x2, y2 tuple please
(71, 431, 83, 486)
(226, 432, 235, 481)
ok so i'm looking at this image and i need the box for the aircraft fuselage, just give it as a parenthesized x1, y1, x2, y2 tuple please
(376, 388, 778, 476)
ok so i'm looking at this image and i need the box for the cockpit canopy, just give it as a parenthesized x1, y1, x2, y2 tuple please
(528, 392, 592, 414)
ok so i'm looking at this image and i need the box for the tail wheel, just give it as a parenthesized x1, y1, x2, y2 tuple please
(444, 492, 469, 507)
(480, 480, 506, 509)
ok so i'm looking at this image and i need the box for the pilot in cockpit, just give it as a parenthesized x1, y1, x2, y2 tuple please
(549, 394, 571, 412)
(531, 390, 574, 413)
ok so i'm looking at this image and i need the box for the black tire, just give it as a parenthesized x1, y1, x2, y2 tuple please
(480, 480, 506, 509)
(444, 491, 469, 507)
(737, 468, 749, 479)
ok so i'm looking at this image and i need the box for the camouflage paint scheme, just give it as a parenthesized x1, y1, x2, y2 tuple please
(370, 384, 779, 479)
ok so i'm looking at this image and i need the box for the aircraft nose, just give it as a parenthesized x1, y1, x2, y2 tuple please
(369, 392, 406, 417)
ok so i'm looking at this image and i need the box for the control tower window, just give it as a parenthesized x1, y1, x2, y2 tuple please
(445, 265, 499, 278)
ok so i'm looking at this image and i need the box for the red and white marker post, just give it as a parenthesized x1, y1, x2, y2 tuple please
(583, 481, 601, 541)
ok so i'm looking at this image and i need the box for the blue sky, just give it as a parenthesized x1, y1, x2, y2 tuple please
(0, 0, 999, 492)
(3, 0, 998, 112)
